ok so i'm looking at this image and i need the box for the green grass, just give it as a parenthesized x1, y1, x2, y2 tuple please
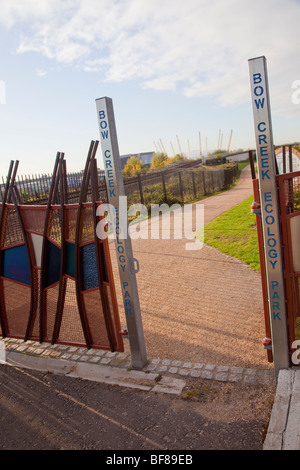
(198, 194, 260, 271)
(238, 160, 251, 173)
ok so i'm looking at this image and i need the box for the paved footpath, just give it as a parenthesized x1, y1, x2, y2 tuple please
(201, 162, 255, 225)
(110, 164, 273, 373)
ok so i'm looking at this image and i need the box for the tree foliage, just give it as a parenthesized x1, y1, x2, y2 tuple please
(150, 152, 168, 169)
(122, 156, 145, 177)
(150, 152, 187, 170)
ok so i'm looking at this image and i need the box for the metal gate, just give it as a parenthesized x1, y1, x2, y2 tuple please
(277, 171, 300, 355)
(250, 152, 300, 366)
(0, 141, 124, 352)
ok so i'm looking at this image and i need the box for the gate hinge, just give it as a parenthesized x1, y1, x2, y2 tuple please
(262, 337, 272, 350)
(251, 201, 261, 215)
(120, 328, 129, 338)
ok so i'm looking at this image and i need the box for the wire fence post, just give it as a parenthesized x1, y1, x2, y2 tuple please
(178, 171, 184, 202)
(192, 171, 196, 199)
(202, 170, 206, 196)
(137, 173, 144, 206)
(282, 146, 286, 174)
(289, 144, 293, 173)
(161, 173, 167, 203)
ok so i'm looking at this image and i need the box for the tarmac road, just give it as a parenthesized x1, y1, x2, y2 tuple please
(0, 362, 273, 452)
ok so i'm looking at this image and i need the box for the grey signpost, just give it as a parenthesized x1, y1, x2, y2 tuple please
(248, 56, 289, 375)
(95, 97, 147, 369)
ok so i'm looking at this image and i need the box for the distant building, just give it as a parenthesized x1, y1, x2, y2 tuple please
(98, 168, 105, 179)
(225, 150, 252, 163)
(120, 152, 155, 170)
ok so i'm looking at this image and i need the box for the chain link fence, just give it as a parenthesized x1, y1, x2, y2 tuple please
(0, 160, 239, 209)
(124, 163, 239, 210)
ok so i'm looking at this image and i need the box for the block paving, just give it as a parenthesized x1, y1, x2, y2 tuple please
(1, 337, 275, 387)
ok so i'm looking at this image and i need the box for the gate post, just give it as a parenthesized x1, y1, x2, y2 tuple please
(95, 97, 147, 369)
(248, 56, 290, 375)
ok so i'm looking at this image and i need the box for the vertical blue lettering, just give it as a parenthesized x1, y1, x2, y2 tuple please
(255, 98, 265, 109)
(253, 73, 262, 84)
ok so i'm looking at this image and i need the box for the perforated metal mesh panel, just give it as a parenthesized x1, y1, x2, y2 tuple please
(2, 279, 30, 337)
(0, 203, 123, 352)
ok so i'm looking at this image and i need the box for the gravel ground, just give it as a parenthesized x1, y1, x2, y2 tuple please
(108, 166, 273, 370)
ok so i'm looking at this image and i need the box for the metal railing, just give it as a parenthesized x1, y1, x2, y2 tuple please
(0, 159, 239, 209)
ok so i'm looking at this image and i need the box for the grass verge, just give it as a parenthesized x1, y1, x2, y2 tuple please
(198, 194, 260, 271)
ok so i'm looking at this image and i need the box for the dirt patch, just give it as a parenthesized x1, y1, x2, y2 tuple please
(180, 377, 276, 447)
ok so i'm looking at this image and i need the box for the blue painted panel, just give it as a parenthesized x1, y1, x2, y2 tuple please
(45, 241, 61, 287)
(66, 242, 75, 278)
(100, 243, 109, 283)
(80, 243, 98, 291)
(2, 244, 31, 285)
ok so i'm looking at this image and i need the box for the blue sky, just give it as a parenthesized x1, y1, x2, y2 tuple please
(0, 0, 300, 176)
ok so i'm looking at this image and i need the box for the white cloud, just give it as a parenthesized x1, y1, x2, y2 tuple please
(0, 0, 69, 28)
(36, 68, 47, 77)
(1, 0, 300, 116)
(143, 76, 177, 92)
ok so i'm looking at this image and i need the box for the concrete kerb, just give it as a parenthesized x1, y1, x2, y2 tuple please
(1, 337, 275, 395)
(263, 368, 300, 450)
(1, 338, 185, 395)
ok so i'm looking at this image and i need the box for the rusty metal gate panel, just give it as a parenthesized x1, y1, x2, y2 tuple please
(277, 171, 300, 353)
(251, 165, 300, 365)
(0, 143, 124, 352)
